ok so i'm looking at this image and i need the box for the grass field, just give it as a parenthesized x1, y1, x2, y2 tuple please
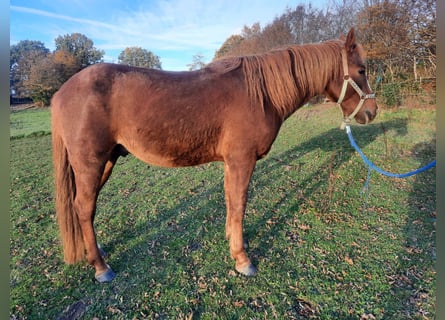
(10, 104, 436, 319)
(10, 107, 51, 140)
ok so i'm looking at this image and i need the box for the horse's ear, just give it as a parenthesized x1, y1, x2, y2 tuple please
(344, 28, 357, 53)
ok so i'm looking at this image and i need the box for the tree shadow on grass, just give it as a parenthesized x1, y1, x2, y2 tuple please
(380, 139, 436, 318)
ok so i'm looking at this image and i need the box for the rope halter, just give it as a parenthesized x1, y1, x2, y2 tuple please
(337, 48, 376, 130)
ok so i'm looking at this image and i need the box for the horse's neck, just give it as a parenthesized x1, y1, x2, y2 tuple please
(242, 41, 340, 120)
(281, 42, 341, 118)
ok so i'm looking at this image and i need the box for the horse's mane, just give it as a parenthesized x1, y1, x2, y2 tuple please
(243, 40, 344, 118)
(209, 40, 344, 119)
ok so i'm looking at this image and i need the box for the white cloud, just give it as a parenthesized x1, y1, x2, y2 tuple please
(11, 0, 302, 70)
(10, 5, 118, 31)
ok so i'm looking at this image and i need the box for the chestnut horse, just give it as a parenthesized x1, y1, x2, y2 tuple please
(51, 28, 377, 282)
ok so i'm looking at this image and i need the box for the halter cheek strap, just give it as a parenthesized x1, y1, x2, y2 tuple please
(337, 48, 375, 130)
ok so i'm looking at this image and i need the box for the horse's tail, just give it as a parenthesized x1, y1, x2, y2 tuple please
(52, 112, 85, 264)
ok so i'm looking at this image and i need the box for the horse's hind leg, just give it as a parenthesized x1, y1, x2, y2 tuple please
(71, 158, 116, 282)
(99, 145, 128, 191)
(95, 146, 127, 259)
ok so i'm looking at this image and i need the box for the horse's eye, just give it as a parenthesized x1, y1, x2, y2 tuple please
(359, 69, 366, 75)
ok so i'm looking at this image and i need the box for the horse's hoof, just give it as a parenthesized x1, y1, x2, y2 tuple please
(95, 266, 116, 283)
(236, 263, 257, 277)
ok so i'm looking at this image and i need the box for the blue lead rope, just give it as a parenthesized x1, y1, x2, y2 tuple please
(345, 125, 436, 178)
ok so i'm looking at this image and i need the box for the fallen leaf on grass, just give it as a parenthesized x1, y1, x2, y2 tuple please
(294, 298, 317, 317)
(228, 270, 237, 277)
(344, 256, 354, 265)
(233, 300, 245, 307)
(107, 306, 123, 315)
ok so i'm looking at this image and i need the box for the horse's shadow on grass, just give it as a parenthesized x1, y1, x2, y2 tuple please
(92, 117, 435, 317)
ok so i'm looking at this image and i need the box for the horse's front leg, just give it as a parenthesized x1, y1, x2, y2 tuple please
(223, 158, 257, 276)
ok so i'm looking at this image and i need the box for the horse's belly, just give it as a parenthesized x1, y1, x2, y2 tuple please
(116, 119, 223, 167)
(130, 150, 178, 167)
(122, 142, 221, 168)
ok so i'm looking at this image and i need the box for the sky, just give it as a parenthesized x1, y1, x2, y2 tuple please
(10, 0, 326, 71)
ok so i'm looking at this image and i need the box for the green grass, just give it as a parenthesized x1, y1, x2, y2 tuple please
(10, 105, 436, 319)
(10, 107, 51, 139)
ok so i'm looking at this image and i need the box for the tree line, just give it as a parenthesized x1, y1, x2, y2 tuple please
(11, 0, 435, 107)
(10, 33, 162, 106)
(213, 0, 435, 106)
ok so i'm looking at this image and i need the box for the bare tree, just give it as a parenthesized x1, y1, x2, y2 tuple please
(356, 0, 411, 80)
(187, 53, 206, 71)
(213, 2, 358, 59)
(401, 0, 436, 78)
(324, 0, 362, 39)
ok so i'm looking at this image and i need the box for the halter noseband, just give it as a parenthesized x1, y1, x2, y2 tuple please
(337, 48, 375, 130)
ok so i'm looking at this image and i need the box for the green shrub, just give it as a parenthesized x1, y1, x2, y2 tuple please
(381, 83, 402, 107)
